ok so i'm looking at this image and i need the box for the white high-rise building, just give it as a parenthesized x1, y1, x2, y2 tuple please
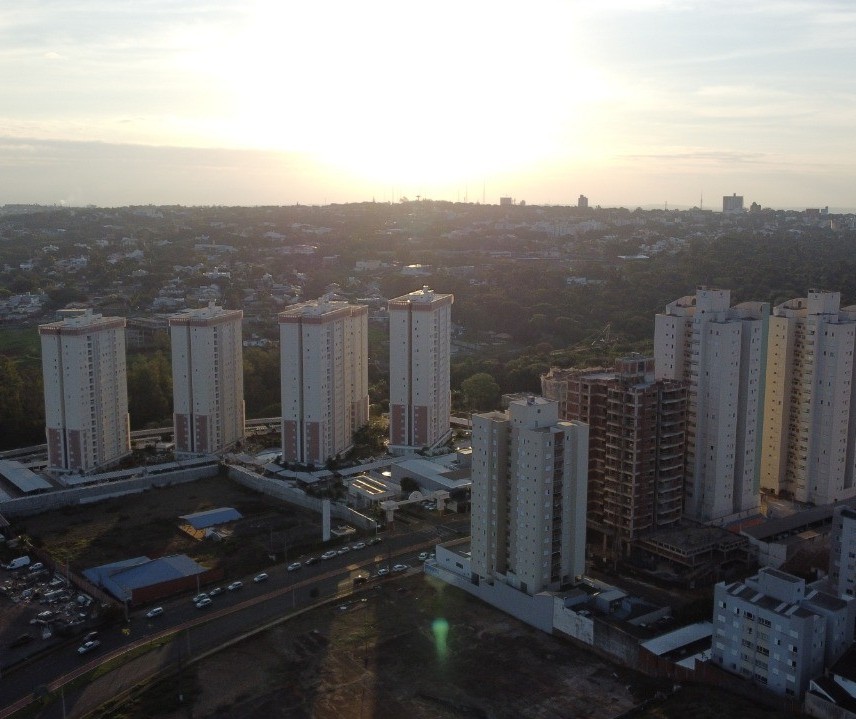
(169, 302, 245, 456)
(388, 286, 453, 453)
(470, 397, 588, 595)
(279, 297, 369, 466)
(655, 287, 769, 522)
(39, 310, 131, 473)
(761, 291, 856, 505)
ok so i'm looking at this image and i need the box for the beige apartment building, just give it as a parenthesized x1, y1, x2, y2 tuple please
(39, 310, 131, 473)
(388, 286, 453, 454)
(279, 297, 368, 466)
(761, 290, 856, 505)
(169, 302, 245, 457)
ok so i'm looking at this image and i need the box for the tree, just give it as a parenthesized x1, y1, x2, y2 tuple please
(461, 372, 501, 412)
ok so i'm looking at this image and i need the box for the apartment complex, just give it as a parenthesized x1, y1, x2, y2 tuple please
(829, 505, 856, 599)
(542, 356, 685, 556)
(279, 297, 369, 466)
(655, 287, 769, 523)
(761, 291, 856, 505)
(388, 286, 453, 453)
(39, 310, 131, 473)
(470, 397, 588, 595)
(712, 567, 854, 697)
(169, 302, 245, 457)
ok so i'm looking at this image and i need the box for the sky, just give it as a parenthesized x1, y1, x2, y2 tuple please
(1, 0, 855, 209)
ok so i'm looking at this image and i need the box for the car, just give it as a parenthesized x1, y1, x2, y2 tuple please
(320, 550, 337, 560)
(227, 581, 243, 591)
(392, 564, 409, 573)
(287, 562, 302, 572)
(9, 633, 34, 648)
(368, 537, 382, 545)
(253, 572, 269, 583)
(145, 606, 164, 618)
(195, 597, 213, 609)
(418, 552, 429, 561)
(192, 593, 209, 604)
(84, 631, 99, 642)
(337, 546, 350, 555)
(77, 639, 101, 654)
(376, 567, 390, 577)
(351, 542, 366, 551)
(30, 610, 56, 624)
(28, 562, 45, 573)
(303, 556, 317, 566)
(208, 586, 224, 596)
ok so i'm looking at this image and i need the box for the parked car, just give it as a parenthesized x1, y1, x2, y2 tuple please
(392, 564, 409, 573)
(303, 556, 317, 566)
(227, 581, 243, 591)
(376, 567, 390, 577)
(337, 546, 350, 555)
(77, 639, 101, 654)
(418, 552, 429, 561)
(287, 562, 302, 572)
(28, 562, 45, 573)
(351, 542, 366, 551)
(253, 572, 269, 583)
(9, 633, 34, 648)
(192, 593, 209, 604)
(368, 537, 382, 545)
(195, 597, 213, 609)
(208, 586, 224, 596)
(30, 610, 56, 624)
(146, 606, 164, 618)
(320, 551, 337, 560)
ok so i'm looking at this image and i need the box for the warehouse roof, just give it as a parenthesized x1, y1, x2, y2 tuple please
(179, 507, 242, 530)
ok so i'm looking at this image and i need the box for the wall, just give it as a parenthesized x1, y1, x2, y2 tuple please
(0, 464, 219, 517)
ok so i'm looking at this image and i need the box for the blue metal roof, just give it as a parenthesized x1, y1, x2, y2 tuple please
(84, 555, 206, 600)
(179, 507, 242, 530)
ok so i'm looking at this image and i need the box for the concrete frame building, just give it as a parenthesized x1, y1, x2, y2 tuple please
(723, 193, 745, 214)
(39, 310, 131, 473)
(169, 302, 245, 457)
(388, 286, 453, 454)
(655, 287, 769, 523)
(761, 291, 856, 505)
(830, 505, 856, 599)
(543, 356, 686, 557)
(470, 396, 588, 595)
(279, 297, 369, 466)
(712, 567, 854, 697)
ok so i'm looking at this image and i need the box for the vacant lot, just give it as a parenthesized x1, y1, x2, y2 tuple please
(20, 473, 324, 578)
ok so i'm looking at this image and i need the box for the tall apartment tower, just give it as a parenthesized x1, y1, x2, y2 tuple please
(279, 297, 369, 466)
(761, 291, 856, 505)
(542, 356, 686, 556)
(169, 302, 245, 457)
(723, 193, 744, 213)
(388, 286, 453, 454)
(655, 287, 769, 523)
(470, 397, 588, 595)
(39, 310, 131, 473)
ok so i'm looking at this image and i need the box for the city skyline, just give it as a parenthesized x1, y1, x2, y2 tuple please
(2, 1, 855, 210)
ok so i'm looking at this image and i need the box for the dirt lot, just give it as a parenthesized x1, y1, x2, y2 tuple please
(16, 472, 324, 578)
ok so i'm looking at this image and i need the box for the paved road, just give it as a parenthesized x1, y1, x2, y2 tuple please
(0, 521, 463, 718)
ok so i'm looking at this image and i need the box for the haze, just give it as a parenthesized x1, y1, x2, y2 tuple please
(2, 0, 855, 209)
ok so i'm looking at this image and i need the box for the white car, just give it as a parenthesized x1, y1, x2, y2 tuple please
(376, 567, 390, 577)
(28, 562, 45, 573)
(146, 606, 164, 618)
(77, 639, 101, 654)
(351, 542, 366, 551)
(418, 552, 429, 562)
(195, 597, 213, 609)
(253, 572, 269, 583)
(392, 564, 409, 573)
(287, 562, 302, 572)
(192, 593, 209, 604)
(227, 581, 243, 591)
(337, 546, 350, 555)
(320, 550, 337, 560)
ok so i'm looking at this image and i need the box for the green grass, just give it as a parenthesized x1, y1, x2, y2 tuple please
(0, 327, 41, 364)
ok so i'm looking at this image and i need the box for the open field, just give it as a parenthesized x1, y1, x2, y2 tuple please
(19, 473, 325, 579)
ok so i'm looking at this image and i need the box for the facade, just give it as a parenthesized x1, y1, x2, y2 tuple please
(39, 310, 131, 473)
(169, 302, 245, 457)
(470, 396, 588, 595)
(655, 287, 769, 523)
(761, 291, 856, 504)
(723, 193, 745, 213)
(279, 297, 369, 466)
(542, 357, 685, 556)
(712, 567, 854, 697)
(388, 286, 453, 453)
(830, 505, 856, 599)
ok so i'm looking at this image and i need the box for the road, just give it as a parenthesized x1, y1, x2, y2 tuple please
(0, 517, 468, 718)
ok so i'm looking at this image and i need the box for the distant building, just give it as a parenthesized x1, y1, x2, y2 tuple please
(388, 286, 453, 454)
(543, 356, 686, 557)
(830, 506, 856, 599)
(169, 302, 245, 457)
(279, 296, 369, 466)
(470, 396, 588, 595)
(761, 291, 856, 505)
(723, 193, 744, 214)
(655, 288, 768, 523)
(39, 310, 131, 473)
(712, 567, 855, 697)
(499, 197, 513, 207)
(578, 194, 589, 209)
